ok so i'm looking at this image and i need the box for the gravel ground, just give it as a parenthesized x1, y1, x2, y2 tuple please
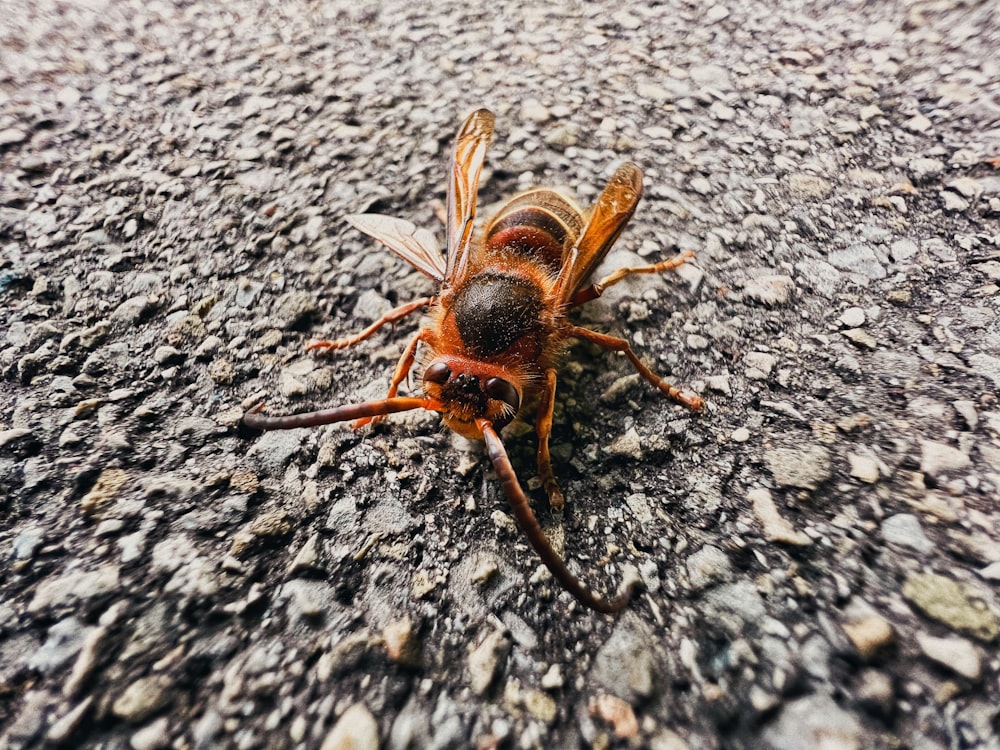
(2, 0, 999, 748)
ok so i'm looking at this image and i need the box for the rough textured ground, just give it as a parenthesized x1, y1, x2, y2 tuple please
(2, 1, 999, 748)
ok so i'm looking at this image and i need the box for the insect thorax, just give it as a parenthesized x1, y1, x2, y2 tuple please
(450, 271, 545, 358)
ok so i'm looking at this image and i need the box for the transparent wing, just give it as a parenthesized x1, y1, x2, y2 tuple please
(444, 108, 495, 285)
(345, 213, 446, 282)
(555, 162, 643, 306)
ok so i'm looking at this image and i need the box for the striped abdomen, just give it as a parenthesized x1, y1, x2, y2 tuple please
(483, 189, 585, 274)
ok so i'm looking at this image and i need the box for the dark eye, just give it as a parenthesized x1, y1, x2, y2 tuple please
(485, 377, 520, 413)
(423, 362, 451, 385)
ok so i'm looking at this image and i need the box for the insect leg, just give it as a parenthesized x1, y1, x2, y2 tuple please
(241, 396, 443, 432)
(352, 328, 426, 429)
(567, 325, 703, 411)
(308, 296, 434, 353)
(569, 251, 695, 307)
(478, 419, 640, 614)
(535, 368, 564, 511)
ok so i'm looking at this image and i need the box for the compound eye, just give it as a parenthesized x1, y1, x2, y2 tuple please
(423, 362, 451, 385)
(485, 377, 520, 414)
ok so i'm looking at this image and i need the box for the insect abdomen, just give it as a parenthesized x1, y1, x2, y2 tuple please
(484, 190, 584, 274)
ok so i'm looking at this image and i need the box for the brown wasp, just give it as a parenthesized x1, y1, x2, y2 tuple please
(241, 109, 702, 613)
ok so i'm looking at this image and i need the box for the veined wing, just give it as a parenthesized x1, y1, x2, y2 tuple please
(345, 214, 446, 282)
(444, 108, 495, 285)
(555, 162, 643, 307)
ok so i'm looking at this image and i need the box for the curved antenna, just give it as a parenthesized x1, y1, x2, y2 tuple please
(241, 397, 443, 431)
(477, 419, 641, 614)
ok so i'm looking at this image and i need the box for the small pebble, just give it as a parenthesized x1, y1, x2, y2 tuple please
(842, 615, 895, 661)
(744, 351, 776, 378)
(383, 618, 423, 670)
(842, 328, 877, 349)
(946, 177, 983, 199)
(904, 114, 933, 133)
(881, 513, 933, 553)
(902, 573, 1000, 643)
(80, 468, 129, 516)
(153, 345, 183, 365)
(287, 534, 322, 575)
(920, 440, 971, 478)
(916, 633, 982, 680)
(855, 668, 895, 718)
(588, 694, 639, 740)
(606, 427, 643, 460)
(978, 562, 1000, 581)
(706, 374, 731, 394)
(743, 275, 796, 306)
(764, 445, 832, 490)
(523, 690, 557, 724)
(787, 173, 832, 200)
(686, 333, 709, 350)
(940, 190, 970, 212)
(320, 703, 379, 750)
(468, 630, 512, 696)
(889, 239, 918, 262)
(839, 306, 866, 327)
(540, 664, 564, 690)
(908, 156, 944, 183)
(0, 127, 27, 145)
(129, 716, 171, 750)
(749, 488, 811, 546)
(470, 556, 499, 585)
(847, 453, 880, 483)
(111, 676, 172, 723)
(45, 698, 93, 745)
(952, 400, 978, 430)
(731, 427, 750, 442)
(686, 545, 734, 591)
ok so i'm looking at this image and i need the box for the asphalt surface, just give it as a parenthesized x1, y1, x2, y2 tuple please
(2, 1, 999, 748)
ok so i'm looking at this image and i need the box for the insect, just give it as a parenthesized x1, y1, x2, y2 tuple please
(241, 109, 702, 613)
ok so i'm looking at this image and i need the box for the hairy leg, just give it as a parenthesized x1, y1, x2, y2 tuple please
(568, 325, 703, 410)
(308, 296, 433, 353)
(569, 251, 694, 308)
(352, 328, 426, 429)
(535, 368, 564, 511)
